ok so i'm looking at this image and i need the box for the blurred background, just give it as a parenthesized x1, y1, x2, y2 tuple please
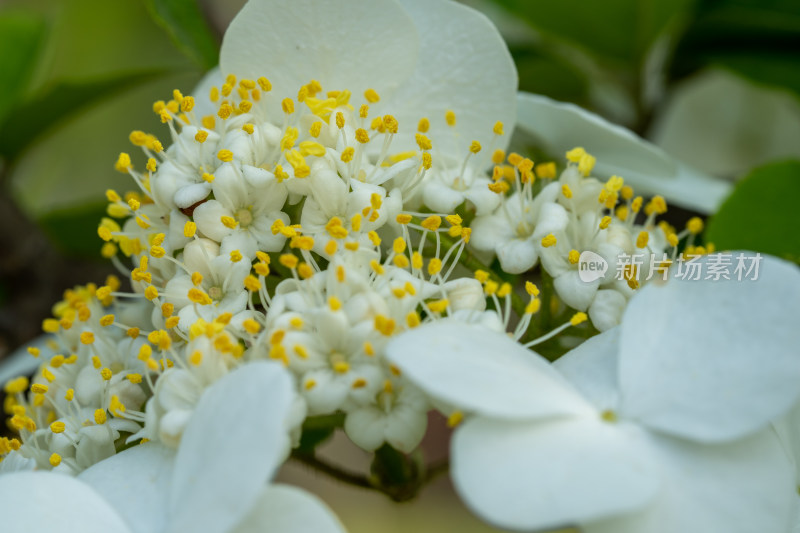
(0, 0, 798, 531)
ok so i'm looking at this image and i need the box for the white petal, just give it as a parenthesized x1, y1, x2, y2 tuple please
(386, 321, 592, 420)
(232, 484, 345, 533)
(220, 0, 418, 112)
(515, 92, 731, 213)
(422, 180, 465, 214)
(0, 471, 131, 533)
(167, 361, 294, 533)
(193, 200, 232, 242)
(586, 429, 796, 533)
(385, 0, 517, 155)
(619, 253, 800, 442)
(469, 213, 513, 253)
(588, 289, 627, 332)
(496, 237, 538, 274)
(174, 182, 212, 209)
(553, 269, 599, 311)
(190, 67, 224, 120)
(452, 416, 659, 531)
(554, 327, 621, 412)
(78, 443, 176, 533)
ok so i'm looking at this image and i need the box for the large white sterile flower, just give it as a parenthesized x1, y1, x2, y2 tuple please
(387, 253, 800, 532)
(515, 92, 731, 213)
(0, 362, 346, 533)
(219, 0, 517, 157)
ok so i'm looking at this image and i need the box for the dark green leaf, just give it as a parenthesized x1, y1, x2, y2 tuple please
(37, 202, 108, 258)
(672, 0, 800, 96)
(491, 0, 695, 67)
(511, 46, 589, 106)
(706, 160, 800, 263)
(145, 0, 219, 70)
(0, 12, 47, 124)
(0, 70, 165, 159)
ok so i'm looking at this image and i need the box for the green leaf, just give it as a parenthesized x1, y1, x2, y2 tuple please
(706, 160, 800, 263)
(0, 70, 165, 159)
(145, 0, 219, 70)
(511, 46, 589, 106)
(492, 0, 695, 67)
(0, 12, 47, 125)
(37, 202, 108, 258)
(672, 0, 800, 97)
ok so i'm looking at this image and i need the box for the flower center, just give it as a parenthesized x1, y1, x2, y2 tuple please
(235, 208, 253, 228)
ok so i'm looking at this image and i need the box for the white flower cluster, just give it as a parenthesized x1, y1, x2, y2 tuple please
(3, 1, 797, 533)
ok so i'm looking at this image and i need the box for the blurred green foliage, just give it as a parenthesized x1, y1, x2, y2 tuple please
(0, 0, 218, 257)
(707, 160, 800, 262)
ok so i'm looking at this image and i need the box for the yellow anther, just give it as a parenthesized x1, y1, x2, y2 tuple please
(562, 184, 573, 199)
(304, 379, 317, 391)
(382, 115, 398, 134)
(668, 233, 679, 247)
(428, 258, 442, 276)
(475, 270, 490, 284)
(100, 368, 112, 381)
(636, 231, 649, 249)
(497, 283, 512, 298)
(99, 314, 115, 327)
(50, 421, 66, 434)
(541, 234, 557, 247)
(631, 196, 643, 213)
(229, 250, 243, 263)
(566, 147, 586, 163)
(217, 149, 234, 163)
(114, 153, 131, 173)
(31, 383, 48, 394)
(393, 254, 409, 268)
(202, 115, 216, 129)
(94, 409, 107, 425)
(649, 195, 668, 215)
(392, 237, 407, 255)
(335, 111, 345, 129)
(220, 215, 238, 229)
(180, 96, 195, 112)
(568, 249, 581, 264)
(469, 140, 481, 154)
(279, 254, 299, 269)
(687, 217, 704, 235)
(428, 299, 449, 313)
(165, 316, 180, 329)
(605, 176, 624, 192)
(258, 77, 272, 91)
(447, 411, 464, 428)
(421, 215, 442, 231)
(340, 147, 355, 163)
(217, 103, 233, 119)
(333, 361, 350, 374)
(445, 110, 456, 126)
(242, 123, 255, 135)
(570, 312, 588, 326)
(244, 275, 261, 292)
(188, 288, 213, 305)
(282, 98, 295, 114)
(578, 153, 596, 177)
(91, 356, 102, 369)
(50, 355, 65, 368)
(328, 296, 343, 311)
(49, 453, 62, 467)
(126, 373, 142, 384)
(374, 315, 396, 336)
(367, 231, 381, 247)
(488, 181, 510, 194)
(3, 376, 28, 395)
(80, 331, 95, 345)
(599, 216, 612, 230)
(144, 286, 159, 301)
(364, 88, 380, 103)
